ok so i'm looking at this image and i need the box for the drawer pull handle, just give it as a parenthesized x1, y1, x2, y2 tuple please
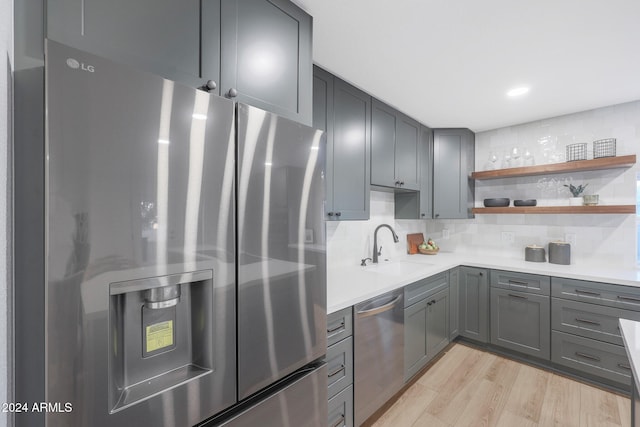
(328, 365, 345, 378)
(327, 322, 345, 334)
(575, 351, 601, 362)
(575, 318, 601, 326)
(618, 363, 631, 370)
(330, 415, 346, 427)
(617, 295, 640, 303)
(508, 293, 528, 300)
(508, 279, 529, 286)
(575, 289, 601, 297)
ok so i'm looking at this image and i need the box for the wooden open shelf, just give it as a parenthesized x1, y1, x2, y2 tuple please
(472, 205, 636, 215)
(471, 155, 636, 180)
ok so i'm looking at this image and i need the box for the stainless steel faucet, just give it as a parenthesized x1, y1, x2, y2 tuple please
(372, 224, 399, 263)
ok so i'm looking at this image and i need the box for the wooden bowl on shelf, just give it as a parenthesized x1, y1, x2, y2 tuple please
(418, 247, 439, 255)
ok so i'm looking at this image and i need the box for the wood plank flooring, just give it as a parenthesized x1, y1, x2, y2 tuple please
(372, 343, 631, 427)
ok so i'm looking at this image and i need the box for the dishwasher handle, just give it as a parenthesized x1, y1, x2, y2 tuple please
(356, 295, 402, 318)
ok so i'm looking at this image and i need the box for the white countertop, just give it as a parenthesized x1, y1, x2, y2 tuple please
(619, 318, 640, 391)
(328, 252, 640, 314)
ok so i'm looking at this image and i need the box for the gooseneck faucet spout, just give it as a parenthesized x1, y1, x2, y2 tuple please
(372, 224, 399, 263)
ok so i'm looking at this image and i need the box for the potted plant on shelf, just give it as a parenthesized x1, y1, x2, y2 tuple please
(564, 183, 588, 206)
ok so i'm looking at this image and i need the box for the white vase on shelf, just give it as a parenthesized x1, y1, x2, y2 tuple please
(569, 197, 583, 206)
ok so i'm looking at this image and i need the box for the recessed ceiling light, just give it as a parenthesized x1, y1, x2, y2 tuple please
(507, 86, 530, 97)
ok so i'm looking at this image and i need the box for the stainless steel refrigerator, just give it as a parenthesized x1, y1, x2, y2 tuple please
(14, 40, 326, 427)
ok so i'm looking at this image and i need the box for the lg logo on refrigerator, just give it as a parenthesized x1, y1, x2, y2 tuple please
(66, 58, 95, 73)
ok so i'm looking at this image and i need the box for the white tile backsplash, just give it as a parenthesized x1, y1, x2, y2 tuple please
(328, 100, 640, 269)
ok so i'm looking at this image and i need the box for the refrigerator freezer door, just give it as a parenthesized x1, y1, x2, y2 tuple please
(44, 40, 236, 426)
(216, 364, 327, 427)
(236, 103, 327, 400)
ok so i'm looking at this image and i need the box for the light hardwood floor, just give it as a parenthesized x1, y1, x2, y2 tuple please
(372, 343, 631, 427)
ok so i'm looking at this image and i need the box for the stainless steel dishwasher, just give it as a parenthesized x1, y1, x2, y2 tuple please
(354, 289, 404, 426)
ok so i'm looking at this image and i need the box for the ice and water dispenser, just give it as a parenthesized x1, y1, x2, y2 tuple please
(108, 270, 214, 413)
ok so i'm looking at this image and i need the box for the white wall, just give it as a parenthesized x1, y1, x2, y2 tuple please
(327, 100, 640, 270)
(1, 0, 12, 425)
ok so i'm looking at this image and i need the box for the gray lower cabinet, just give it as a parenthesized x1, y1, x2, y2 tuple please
(371, 99, 420, 190)
(490, 288, 550, 359)
(327, 337, 353, 399)
(404, 275, 449, 382)
(327, 308, 354, 427)
(432, 128, 475, 219)
(328, 385, 354, 427)
(48, 0, 313, 125)
(404, 299, 429, 381)
(552, 330, 632, 386)
(449, 267, 459, 340)
(459, 266, 489, 342)
(313, 66, 371, 220)
(551, 277, 640, 389)
(327, 306, 353, 347)
(426, 288, 450, 359)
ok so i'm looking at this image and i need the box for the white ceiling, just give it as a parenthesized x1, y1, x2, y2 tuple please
(295, 0, 640, 132)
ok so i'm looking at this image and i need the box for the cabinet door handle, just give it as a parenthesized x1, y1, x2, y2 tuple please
(327, 212, 334, 217)
(328, 364, 345, 378)
(330, 414, 346, 427)
(421, 213, 426, 217)
(335, 212, 342, 217)
(508, 293, 527, 300)
(617, 295, 640, 303)
(575, 351, 601, 362)
(618, 363, 631, 370)
(200, 80, 217, 92)
(575, 289, 601, 297)
(327, 322, 345, 334)
(226, 88, 238, 98)
(479, 272, 483, 276)
(508, 279, 529, 286)
(575, 317, 601, 326)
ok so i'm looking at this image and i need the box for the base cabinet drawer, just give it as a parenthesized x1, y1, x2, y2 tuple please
(552, 277, 640, 311)
(404, 272, 448, 307)
(552, 297, 640, 346)
(327, 337, 353, 400)
(328, 384, 353, 427)
(491, 270, 550, 295)
(551, 330, 632, 386)
(490, 288, 550, 360)
(328, 307, 353, 347)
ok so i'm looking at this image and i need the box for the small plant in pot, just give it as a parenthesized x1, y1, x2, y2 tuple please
(564, 183, 588, 206)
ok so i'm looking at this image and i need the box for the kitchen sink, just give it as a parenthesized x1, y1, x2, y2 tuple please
(362, 260, 433, 276)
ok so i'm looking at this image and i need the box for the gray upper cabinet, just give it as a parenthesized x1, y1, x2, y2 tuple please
(47, 0, 208, 88)
(393, 125, 432, 220)
(419, 126, 434, 219)
(221, 0, 313, 125)
(459, 266, 488, 343)
(371, 100, 420, 190)
(313, 66, 371, 220)
(432, 128, 475, 219)
(47, 0, 313, 124)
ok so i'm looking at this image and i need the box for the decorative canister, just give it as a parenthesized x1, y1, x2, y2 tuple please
(549, 241, 571, 265)
(525, 245, 546, 262)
